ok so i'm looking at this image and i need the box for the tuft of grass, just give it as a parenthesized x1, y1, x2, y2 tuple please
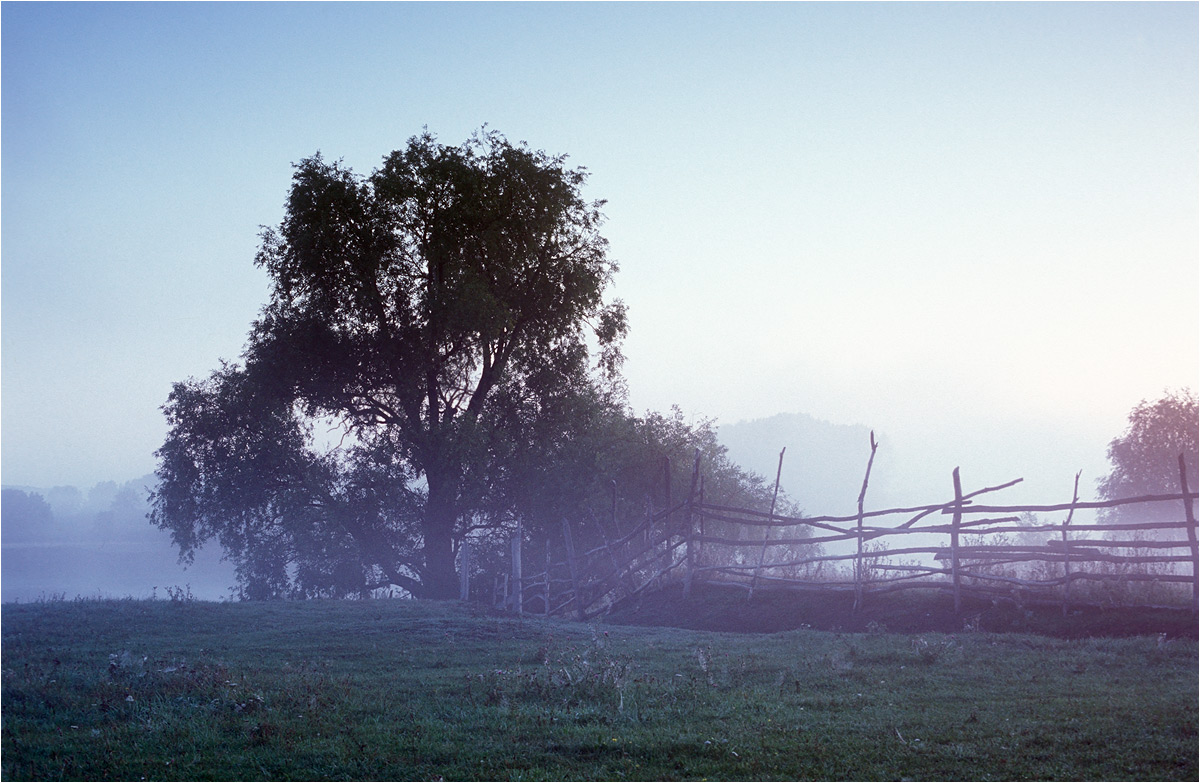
(911, 634, 962, 664)
(2, 597, 1196, 781)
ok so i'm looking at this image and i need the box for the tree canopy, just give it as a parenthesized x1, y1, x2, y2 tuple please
(151, 130, 628, 599)
(1, 489, 54, 544)
(1097, 388, 1198, 527)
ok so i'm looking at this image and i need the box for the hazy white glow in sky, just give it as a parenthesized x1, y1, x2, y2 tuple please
(2, 2, 1197, 497)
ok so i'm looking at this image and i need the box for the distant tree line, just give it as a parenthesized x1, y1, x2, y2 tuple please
(2, 477, 157, 545)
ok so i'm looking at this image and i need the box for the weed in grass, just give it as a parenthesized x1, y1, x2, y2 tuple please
(911, 634, 962, 665)
(466, 626, 642, 725)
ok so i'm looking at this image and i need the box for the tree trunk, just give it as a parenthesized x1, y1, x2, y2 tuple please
(421, 474, 461, 599)
(421, 524, 460, 599)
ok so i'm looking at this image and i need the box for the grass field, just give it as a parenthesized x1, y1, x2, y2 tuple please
(2, 596, 1196, 781)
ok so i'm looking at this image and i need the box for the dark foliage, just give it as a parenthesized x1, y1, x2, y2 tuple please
(0, 489, 54, 543)
(151, 130, 626, 599)
(1097, 388, 1198, 527)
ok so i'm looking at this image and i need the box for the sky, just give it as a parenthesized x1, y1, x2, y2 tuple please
(3, 1, 1197, 510)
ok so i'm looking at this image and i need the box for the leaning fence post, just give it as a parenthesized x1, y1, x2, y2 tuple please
(1061, 471, 1081, 618)
(1179, 454, 1198, 612)
(750, 447, 787, 602)
(659, 458, 674, 578)
(951, 467, 963, 616)
(562, 517, 585, 621)
(593, 511, 635, 598)
(644, 494, 653, 550)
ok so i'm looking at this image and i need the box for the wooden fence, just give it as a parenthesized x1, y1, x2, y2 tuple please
(479, 442, 1199, 620)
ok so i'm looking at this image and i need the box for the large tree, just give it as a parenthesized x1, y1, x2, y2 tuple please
(151, 130, 627, 599)
(1097, 388, 1198, 527)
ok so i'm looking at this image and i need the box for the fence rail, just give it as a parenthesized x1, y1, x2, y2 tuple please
(479, 443, 1198, 620)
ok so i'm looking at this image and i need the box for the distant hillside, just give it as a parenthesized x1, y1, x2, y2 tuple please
(719, 412, 891, 517)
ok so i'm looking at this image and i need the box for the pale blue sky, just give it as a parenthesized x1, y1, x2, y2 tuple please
(3, 2, 1197, 503)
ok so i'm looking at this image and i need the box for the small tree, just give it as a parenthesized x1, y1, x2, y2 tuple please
(1097, 388, 1198, 528)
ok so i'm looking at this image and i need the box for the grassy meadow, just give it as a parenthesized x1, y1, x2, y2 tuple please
(2, 596, 1196, 781)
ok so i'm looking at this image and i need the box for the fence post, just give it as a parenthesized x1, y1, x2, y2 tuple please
(853, 433, 878, 614)
(593, 512, 636, 598)
(750, 447, 787, 602)
(854, 523, 863, 613)
(683, 513, 694, 597)
(1179, 454, 1199, 612)
(683, 449, 701, 599)
(659, 458, 673, 579)
(697, 475, 706, 579)
(663, 456, 673, 530)
(459, 538, 471, 601)
(951, 467, 963, 616)
(511, 523, 523, 615)
(544, 539, 552, 616)
(562, 517, 585, 620)
(1061, 471, 1081, 618)
(644, 494, 652, 550)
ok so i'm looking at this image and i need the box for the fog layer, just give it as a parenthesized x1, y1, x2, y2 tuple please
(1, 476, 235, 602)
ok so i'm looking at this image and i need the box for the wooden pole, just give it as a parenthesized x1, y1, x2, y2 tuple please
(951, 467, 963, 616)
(1179, 454, 1198, 612)
(644, 494, 652, 550)
(544, 539, 552, 616)
(660, 458, 673, 580)
(853, 433, 878, 614)
(683, 449, 701, 599)
(663, 456, 673, 530)
(697, 474, 706, 574)
(562, 517, 585, 620)
(1061, 471, 1081, 618)
(695, 476, 703, 576)
(593, 512, 636, 598)
(750, 447, 787, 602)
(511, 523, 523, 615)
(459, 538, 471, 601)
